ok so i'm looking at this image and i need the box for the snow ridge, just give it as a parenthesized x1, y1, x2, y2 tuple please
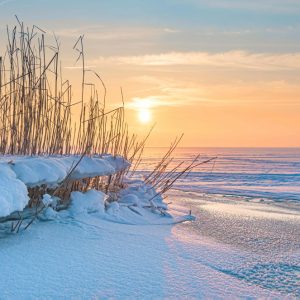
(0, 155, 129, 218)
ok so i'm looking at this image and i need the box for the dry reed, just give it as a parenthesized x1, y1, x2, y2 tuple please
(0, 18, 214, 230)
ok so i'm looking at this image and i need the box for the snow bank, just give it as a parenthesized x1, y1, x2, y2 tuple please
(9, 155, 130, 187)
(0, 164, 29, 218)
(68, 180, 194, 225)
(0, 154, 191, 225)
(70, 190, 106, 215)
(119, 179, 167, 210)
(0, 155, 130, 218)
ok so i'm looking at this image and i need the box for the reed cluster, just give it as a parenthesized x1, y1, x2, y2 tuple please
(0, 19, 214, 231)
(0, 18, 147, 159)
(0, 18, 150, 196)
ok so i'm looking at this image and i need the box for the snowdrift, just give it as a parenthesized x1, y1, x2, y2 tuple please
(0, 155, 193, 226)
(0, 155, 129, 218)
(47, 182, 194, 225)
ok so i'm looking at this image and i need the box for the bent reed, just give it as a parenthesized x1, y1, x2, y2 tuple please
(0, 18, 213, 231)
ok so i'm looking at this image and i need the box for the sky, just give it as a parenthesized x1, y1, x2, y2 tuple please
(0, 0, 299, 147)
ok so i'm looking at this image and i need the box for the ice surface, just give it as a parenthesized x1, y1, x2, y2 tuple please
(0, 148, 298, 298)
(171, 190, 300, 297)
(137, 147, 300, 201)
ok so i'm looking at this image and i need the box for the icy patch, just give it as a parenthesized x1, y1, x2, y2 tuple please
(201, 201, 300, 221)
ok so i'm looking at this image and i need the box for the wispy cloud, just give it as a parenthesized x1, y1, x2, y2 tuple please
(184, 0, 300, 13)
(0, 0, 14, 6)
(125, 76, 300, 110)
(54, 25, 179, 41)
(126, 96, 181, 110)
(90, 51, 300, 71)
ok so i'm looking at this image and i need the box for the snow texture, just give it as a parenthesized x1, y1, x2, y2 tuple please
(10, 155, 129, 186)
(68, 183, 193, 226)
(70, 189, 107, 215)
(0, 191, 289, 299)
(0, 155, 129, 218)
(0, 164, 29, 218)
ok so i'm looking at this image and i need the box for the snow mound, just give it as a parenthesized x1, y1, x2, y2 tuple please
(108, 180, 193, 225)
(8, 155, 130, 187)
(0, 154, 130, 218)
(0, 155, 192, 225)
(0, 164, 29, 218)
(69, 183, 194, 226)
(119, 180, 167, 210)
(70, 190, 107, 215)
(105, 200, 194, 225)
(11, 157, 67, 187)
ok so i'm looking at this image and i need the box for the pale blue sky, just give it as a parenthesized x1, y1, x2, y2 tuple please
(1, 0, 300, 54)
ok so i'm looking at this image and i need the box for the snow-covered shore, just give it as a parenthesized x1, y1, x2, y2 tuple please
(1, 188, 298, 298)
(0, 155, 129, 217)
(0, 148, 299, 298)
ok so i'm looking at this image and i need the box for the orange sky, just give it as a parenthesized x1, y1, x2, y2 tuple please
(1, 0, 299, 147)
(64, 54, 300, 147)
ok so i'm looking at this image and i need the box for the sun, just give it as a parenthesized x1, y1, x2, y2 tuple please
(131, 96, 154, 124)
(138, 108, 151, 123)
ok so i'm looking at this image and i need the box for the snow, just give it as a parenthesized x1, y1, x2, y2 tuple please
(0, 155, 130, 218)
(70, 189, 107, 215)
(68, 184, 192, 226)
(0, 148, 298, 297)
(0, 191, 290, 298)
(0, 164, 29, 218)
(10, 155, 130, 187)
(120, 179, 167, 210)
(11, 157, 67, 187)
(41, 194, 56, 207)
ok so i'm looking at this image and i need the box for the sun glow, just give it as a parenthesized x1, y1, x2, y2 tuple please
(138, 108, 151, 123)
(129, 97, 154, 124)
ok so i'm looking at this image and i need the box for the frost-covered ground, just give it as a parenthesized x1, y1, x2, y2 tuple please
(1, 188, 297, 298)
(0, 148, 299, 298)
(172, 190, 300, 297)
(0, 186, 300, 299)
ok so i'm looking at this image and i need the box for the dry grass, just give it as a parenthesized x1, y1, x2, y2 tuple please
(0, 18, 149, 192)
(0, 18, 215, 231)
(0, 18, 152, 230)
